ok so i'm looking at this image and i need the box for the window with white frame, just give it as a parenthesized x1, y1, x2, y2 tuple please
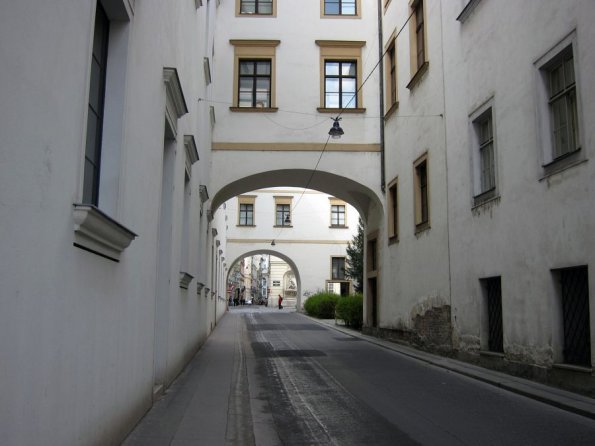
(546, 50, 578, 160)
(535, 34, 583, 175)
(471, 105, 498, 205)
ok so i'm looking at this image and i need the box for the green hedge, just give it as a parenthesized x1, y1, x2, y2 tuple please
(303, 292, 339, 319)
(335, 293, 363, 329)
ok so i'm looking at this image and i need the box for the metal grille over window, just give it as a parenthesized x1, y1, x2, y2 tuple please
(548, 52, 578, 159)
(485, 277, 503, 353)
(324, 0, 356, 15)
(325, 61, 357, 109)
(239, 60, 271, 108)
(560, 266, 591, 367)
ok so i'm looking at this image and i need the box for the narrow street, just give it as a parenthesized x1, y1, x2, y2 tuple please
(124, 308, 595, 445)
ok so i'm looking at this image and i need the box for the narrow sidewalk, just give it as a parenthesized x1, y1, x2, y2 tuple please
(302, 314, 595, 421)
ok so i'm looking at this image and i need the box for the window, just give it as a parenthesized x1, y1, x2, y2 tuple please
(329, 198, 347, 227)
(480, 277, 503, 353)
(414, 0, 425, 69)
(470, 103, 497, 206)
(83, 3, 109, 205)
(239, 203, 254, 225)
(237, 196, 255, 226)
(407, 0, 428, 89)
(239, 60, 271, 108)
(316, 40, 365, 113)
(387, 178, 398, 241)
(547, 50, 578, 160)
(414, 153, 429, 232)
(554, 266, 591, 367)
(230, 40, 280, 111)
(323, 0, 357, 16)
(324, 61, 357, 109)
(276, 204, 290, 226)
(331, 205, 346, 226)
(332, 257, 346, 280)
(535, 34, 583, 176)
(385, 36, 398, 114)
(73, 1, 137, 262)
(274, 196, 292, 226)
(238, 0, 274, 15)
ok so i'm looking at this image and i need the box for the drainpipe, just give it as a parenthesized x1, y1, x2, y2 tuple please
(377, 0, 386, 193)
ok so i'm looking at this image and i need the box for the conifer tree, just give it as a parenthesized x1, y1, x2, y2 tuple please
(345, 217, 364, 292)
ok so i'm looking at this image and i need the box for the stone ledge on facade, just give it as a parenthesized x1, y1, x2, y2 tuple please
(73, 204, 137, 262)
(179, 272, 194, 289)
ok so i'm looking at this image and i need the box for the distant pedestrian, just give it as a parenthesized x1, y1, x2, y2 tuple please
(278, 294, 283, 309)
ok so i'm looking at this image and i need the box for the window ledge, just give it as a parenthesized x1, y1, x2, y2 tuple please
(273, 225, 293, 228)
(388, 236, 399, 246)
(472, 189, 499, 208)
(322, 15, 361, 20)
(406, 61, 429, 90)
(238, 13, 275, 18)
(196, 282, 205, 295)
(552, 363, 593, 374)
(73, 204, 137, 262)
(456, 0, 483, 23)
(329, 225, 348, 229)
(179, 272, 194, 289)
(384, 102, 399, 121)
(414, 222, 430, 235)
(237, 224, 256, 227)
(230, 107, 278, 113)
(540, 150, 587, 181)
(317, 107, 366, 114)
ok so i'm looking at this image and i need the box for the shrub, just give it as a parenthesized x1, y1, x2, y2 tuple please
(303, 292, 339, 319)
(335, 293, 363, 329)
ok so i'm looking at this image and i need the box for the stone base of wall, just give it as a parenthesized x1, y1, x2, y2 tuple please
(363, 304, 453, 355)
(362, 324, 595, 397)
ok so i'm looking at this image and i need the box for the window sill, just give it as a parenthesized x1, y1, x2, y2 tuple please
(414, 221, 430, 235)
(229, 107, 278, 113)
(329, 225, 348, 229)
(406, 61, 429, 90)
(317, 107, 366, 114)
(384, 101, 399, 121)
(179, 272, 194, 290)
(388, 235, 399, 246)
(237, 224, 256, 227)
(552, 363, 593, 374)
(321, 14, 361, 20)
(273, 225, 293, 228)
(540, 149, 586, 180)
(456, 0, 483, 23)
(238, 13, 275, 18)
(73, 204, 137, 262)
(472, 188, 498, 208)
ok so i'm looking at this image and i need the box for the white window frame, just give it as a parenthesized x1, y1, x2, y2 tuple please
(534, 31, 585, 178)
(469, 98, 498, 207)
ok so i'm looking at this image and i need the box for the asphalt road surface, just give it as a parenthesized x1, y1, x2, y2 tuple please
(124, 307, 595, 445)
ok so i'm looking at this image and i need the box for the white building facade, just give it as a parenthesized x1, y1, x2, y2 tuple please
(225, 187, 360, 308)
